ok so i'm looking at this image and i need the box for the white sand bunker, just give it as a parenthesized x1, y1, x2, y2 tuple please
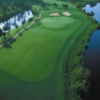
(49, 12, 60, 16)
(63, 12, 71, 16)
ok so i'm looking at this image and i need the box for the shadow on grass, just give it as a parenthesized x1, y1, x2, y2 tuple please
(19, 33, 23, 36)
(3, 44, 12, 49)
(25, 28, 28, 31)
(9, 38, 17, 45)
(0, 90, 9, 100)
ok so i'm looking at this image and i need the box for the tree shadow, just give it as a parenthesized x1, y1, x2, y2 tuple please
(19, 33, 23, 36)
(25, 28, 28, 31)
(3, 44, 12, 49)
(1, 36, 18, 49)
(9, 38, 17, 44)
(0, 90, 10, 100)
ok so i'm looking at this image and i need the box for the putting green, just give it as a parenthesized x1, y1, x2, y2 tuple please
(41, 16, 74, 29)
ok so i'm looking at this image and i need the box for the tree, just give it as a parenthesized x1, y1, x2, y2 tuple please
(53, 3, 58, 8)
(0, 28, 4, 42)
(22, 21, 25, 25)
(28, 18, 33, 22)
(91, 11, 94, 16)
(15, 24, 18, 29)
(62, 4, 68, 9)
(2, 32, 7, 42)
(3, 25, 11, 36)
(97, 25, 100, 30)
(40, 2, 46, 7)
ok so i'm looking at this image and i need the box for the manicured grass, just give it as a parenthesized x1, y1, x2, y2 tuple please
(41, 16, 74, 28)
(0, 0, 91, 100)
(0, 9, 83, 81)
(0, 18, 80, 81)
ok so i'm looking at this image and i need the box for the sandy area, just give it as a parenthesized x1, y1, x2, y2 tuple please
(63, 12, 71, 16)
(49, 12, 60, 16)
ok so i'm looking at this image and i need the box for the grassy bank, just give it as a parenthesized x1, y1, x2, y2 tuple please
(63, 23, 99, 100)
(0, 14, 40, 45)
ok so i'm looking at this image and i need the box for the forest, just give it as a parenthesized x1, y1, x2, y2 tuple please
(0, 0, 42, 22)
(0, 0, 99, 22)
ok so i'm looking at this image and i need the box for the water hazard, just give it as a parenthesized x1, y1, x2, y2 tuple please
(0, 10, 33, 31)
(83, 3, 100, 100)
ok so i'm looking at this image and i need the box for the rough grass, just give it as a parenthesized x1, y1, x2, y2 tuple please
(0, 0, 91, 100)
(41, 16, 74, 28)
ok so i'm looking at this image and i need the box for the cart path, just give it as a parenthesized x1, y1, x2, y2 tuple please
(0, 13, 42, 48)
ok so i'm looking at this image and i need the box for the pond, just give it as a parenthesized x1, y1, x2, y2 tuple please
(83, 3, 100, 22)
(83, 3, 100, 100)
(0, 10, 33, 31)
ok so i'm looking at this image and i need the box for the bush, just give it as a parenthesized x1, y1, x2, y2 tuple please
(28, 18, 33, 22)
(62, 4, 68, 8)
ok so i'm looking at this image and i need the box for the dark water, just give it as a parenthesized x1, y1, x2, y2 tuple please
(83, 3, 100, 100)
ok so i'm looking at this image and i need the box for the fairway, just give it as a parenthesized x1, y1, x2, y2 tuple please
(0, 0, 91, 100)
(41, 16, 74, 28)
(0, 18, 81, 81)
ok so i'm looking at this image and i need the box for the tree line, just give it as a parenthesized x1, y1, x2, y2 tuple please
(0, 0, 43, 43)
(60, 0, 100, 8)
(0, 0, 42, 22)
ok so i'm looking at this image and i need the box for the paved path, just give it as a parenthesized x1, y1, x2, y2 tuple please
(0, 13, 42, 48)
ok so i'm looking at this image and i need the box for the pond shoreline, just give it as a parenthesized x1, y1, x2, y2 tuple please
(0, 13, 42, 48)
(63, 3, 100, 99)
(0, 10, 33, 31)
(63, 22, 99, 100)
(83, 3, 100, 100)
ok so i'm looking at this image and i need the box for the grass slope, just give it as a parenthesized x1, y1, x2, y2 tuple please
(0, 0, 91, 100)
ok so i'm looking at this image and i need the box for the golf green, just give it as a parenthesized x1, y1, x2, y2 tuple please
(41, 16, 74, 29)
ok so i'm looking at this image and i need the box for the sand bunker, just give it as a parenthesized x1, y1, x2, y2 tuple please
(63, 12, 71, 16)
(49, 12, 60, 16)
